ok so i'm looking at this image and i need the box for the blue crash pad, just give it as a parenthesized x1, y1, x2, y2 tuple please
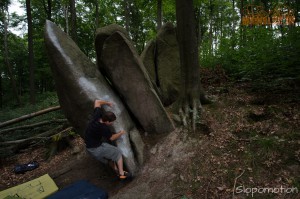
(47, 180, 108, 199)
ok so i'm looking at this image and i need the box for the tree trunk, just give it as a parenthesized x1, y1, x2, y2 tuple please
(0, 126, 70, 145)
(296, 0, 299, 24)
(208, 0, 213, 55)
(240, 0, 244, 45)
(69, 0, 77, 43)
(3, 4, 21, 105)
(63, 5, 69, 33)
(95, 0, 99, 29)
(43, 0, 52, 20)
(176, 0, 203, 131)
(123, 0, 131, 32)
(231, 0, 235, 50)
(0, 119, 67, 134)
(157, 0, 162, 31)
(0, 71, 2, 108)
(0, 106, 61, 128)
(195, 7, 201, 47)
(26, 0, 36, 105)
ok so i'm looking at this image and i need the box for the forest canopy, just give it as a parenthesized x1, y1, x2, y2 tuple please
(0, 0, 299, 108)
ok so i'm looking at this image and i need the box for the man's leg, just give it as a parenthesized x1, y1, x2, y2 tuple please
(109, 156, 130, 179)
(108, 160, 118, 173)
(97, 143, 130, 178)
(116, 156, 125, 176)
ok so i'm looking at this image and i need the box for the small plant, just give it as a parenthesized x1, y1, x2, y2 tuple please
(46, 128, 76, 160)
(256, 137, 277, 152)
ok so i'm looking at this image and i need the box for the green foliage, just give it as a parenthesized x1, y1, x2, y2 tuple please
(202, 26, 300, 79)
(46, 132, 76, 160)
(0, 91, 65, 159)
(198, 0, 300, 81)
(0, 91, 61, 123)
(163, 0, 176, 24)
(1, 0, 300, 109)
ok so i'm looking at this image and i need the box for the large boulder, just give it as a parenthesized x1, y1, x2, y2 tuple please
(95, 24, 130, 73)
(95, 25, 175, 134)
(44, 20, 142, 175)
(141, 22, 181, 106)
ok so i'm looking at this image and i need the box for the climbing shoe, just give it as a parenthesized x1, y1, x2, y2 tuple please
(119, 171, 132, 180)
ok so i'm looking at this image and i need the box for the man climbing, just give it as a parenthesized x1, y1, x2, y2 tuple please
(84, 99, 130, 180)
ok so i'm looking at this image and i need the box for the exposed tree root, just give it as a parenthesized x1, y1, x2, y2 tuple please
(192, 98, 201, 132)
(178, 98, 202, 132)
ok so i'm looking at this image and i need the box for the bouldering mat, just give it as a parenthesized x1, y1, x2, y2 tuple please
(47, 180, 108, 199)
(0, 174, 58, 199)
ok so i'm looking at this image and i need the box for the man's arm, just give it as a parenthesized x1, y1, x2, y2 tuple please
(94, 99, 113, 108)
(110, 130, 126, 141)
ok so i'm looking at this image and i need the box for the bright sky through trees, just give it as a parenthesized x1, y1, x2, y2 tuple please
(8, 0, 26, 36)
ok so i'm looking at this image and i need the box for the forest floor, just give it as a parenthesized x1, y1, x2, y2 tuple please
(0, 71, 299, 199)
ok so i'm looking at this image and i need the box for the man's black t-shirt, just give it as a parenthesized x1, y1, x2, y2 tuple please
(84, 107, 112, 148)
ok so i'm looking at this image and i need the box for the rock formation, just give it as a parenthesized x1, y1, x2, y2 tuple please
(44, 20, 141, 174)
(141, 22, 181, 106)
(95, 25, 175, 134)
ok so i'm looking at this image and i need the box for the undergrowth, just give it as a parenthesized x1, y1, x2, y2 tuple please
(171, 78, 300, 199)
(0, 92, 68, 159)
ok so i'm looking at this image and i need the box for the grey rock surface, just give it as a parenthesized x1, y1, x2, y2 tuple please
(95, 27, 175, 134)
(44, 20, 141, 174)
(141, 22, 181, 106)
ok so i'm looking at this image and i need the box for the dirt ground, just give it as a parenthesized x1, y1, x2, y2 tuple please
(0, 126, 167, 197)
(1, 76, 299, 199)
(0, 136, 139, 196)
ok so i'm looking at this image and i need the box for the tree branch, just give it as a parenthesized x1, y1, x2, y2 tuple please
(0, 106, 61, 128)
(0, 119, 67, 134)
(0, 125, 64, 145)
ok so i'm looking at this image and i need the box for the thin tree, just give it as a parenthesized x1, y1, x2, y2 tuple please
(26, 0, 36, 104)
(63, 2, 69, 34)
(94, 0, 99, 29)
(157, 0, 162, 31)
(231, 0, 236, 50)
(208, 0, 213, 55)
(240, 0, 244, 44)
(43, 0, 52, 20)
(123, 0, 131, 33)
(1, 0, 21, 105)
(69, 0, 77, 43)
(0, 74, 2, 108)
(175, 0, 205, 132)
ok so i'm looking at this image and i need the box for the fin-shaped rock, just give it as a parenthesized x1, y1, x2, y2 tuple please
(95, 24, 130, 72)
(95, 29, 175, 134)
(141, 22, 181, 106)
(44, 20, 141, 174)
